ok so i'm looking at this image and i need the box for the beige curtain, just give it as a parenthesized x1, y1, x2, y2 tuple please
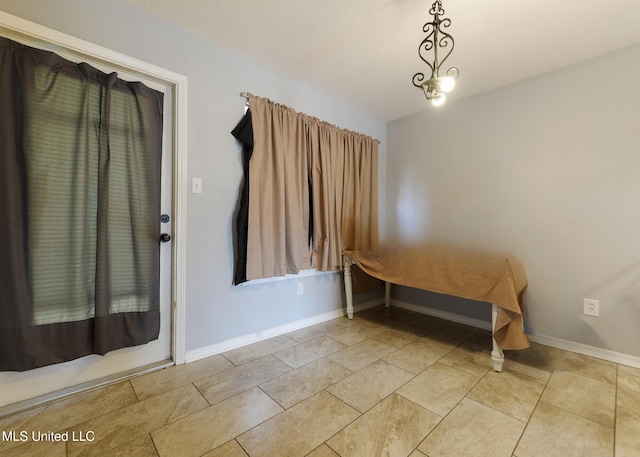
(245, 94, 378, 281)
(246, 94, 311, 280)
(308, 119, 379, 271)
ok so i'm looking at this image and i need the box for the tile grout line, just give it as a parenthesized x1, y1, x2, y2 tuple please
(410, 360, 488, 454)
(148, 432, 161, 457)
(128, 379, 142, 403)
(509, 362, 560, 457)
(235, 438, 251, 457)
(317, 389, 364, 455)
(191, 381, 214, 408)
(257, 385, 287, 411)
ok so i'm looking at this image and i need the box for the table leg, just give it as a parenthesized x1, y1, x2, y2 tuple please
(491, 303, 505, 372)
(343, 254, 354, 319)
(384, 282, 391, 308)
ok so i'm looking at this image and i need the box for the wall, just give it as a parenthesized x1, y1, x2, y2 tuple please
(387, 43, 640, 358)
(0, 0, 387, 355)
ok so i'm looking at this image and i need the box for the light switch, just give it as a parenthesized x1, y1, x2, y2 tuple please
(192, 178, 202, 194)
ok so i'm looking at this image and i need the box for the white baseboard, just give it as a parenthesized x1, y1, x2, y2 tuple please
(187, 298, 640, 370)
(185, 298, 384, 363)
(391, 300, 640, 369)
(391, 300, 492, 331)
(527, 333, 640, 369)
(353, 297, 386, 313)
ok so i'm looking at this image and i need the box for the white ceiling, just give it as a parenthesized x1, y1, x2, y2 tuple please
(124, 0, 640, 122)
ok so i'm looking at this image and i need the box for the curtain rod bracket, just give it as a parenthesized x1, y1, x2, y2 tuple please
(240, 92, 249, 113)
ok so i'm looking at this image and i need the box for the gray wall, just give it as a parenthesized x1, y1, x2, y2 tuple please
(387, 43, 640, 358)
(0, 0, 387, 353)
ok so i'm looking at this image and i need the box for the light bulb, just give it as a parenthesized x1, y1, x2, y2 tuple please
(431, 93, 446, 106)
(439, 76, 455, 92)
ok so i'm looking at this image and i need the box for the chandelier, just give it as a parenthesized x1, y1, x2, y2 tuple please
(412, 0, 459, 107)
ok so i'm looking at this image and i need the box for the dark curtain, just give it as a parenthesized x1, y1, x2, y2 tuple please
(0, 37, 164, 372)
(231, 109, 253, 285)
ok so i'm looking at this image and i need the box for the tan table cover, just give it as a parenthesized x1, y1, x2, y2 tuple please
(345, 245, 529, 350)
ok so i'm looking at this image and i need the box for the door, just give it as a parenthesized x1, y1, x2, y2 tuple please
(0, 51, 174, 409)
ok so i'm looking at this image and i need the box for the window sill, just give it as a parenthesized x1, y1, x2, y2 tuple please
(239, 269, 338, 286)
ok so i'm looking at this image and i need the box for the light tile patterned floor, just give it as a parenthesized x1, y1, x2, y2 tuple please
(1, 305, 640, 457)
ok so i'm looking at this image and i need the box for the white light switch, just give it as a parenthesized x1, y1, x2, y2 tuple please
(192, 178, 202, 194)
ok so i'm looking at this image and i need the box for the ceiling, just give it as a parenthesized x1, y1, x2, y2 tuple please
(124, 0, 640, 122)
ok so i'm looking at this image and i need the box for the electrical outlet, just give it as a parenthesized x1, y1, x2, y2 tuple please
(297, 283, 304, 295)
(583, 298, 599, 317)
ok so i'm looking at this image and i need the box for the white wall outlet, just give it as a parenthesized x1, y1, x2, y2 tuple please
(191, 178, 202, 194)
(297, 283, 304, 295)
(583, 298, 599, 317)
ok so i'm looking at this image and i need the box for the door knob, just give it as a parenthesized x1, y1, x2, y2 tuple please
(159, 233, 171, 243)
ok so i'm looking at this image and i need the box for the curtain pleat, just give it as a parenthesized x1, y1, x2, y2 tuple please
(308, 120, 343, 271)
(0, 37, 163, 372)
(0, 39, 32, 330)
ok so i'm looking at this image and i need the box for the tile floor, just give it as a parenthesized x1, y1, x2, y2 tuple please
(1, 305, 639, 457)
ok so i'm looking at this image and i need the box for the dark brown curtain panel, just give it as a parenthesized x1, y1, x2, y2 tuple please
(0, 37, 164, 371)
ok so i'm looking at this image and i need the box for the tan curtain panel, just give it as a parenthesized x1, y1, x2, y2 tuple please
(244, 93, 378, 281)
(307, 120, 344, 271)
(246, 94, 311, 280)
(308, 119, 379, 271)
(341, 131, 379, 251)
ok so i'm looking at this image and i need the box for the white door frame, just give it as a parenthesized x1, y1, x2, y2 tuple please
(0, 12, 188, 363)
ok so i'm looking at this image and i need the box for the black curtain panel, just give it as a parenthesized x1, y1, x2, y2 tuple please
(231, 109, 253, 285)
(0, 37, 164, 371)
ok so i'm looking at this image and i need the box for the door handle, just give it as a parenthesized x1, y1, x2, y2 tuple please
(159, 233, 171, 243)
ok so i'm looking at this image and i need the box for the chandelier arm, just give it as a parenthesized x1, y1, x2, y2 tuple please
(414, 24, 436, 78)
(412, 72, 428, 88)
(435, 19, 455, 69)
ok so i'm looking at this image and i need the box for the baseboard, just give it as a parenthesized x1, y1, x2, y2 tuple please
(185, 298, 384, 363)
(391, 299, 492, 331)
(527, 333, 640, 369)
(354, 297, 386, 313)
(187, 298, 640, 370)
(391, 300, 640, 369)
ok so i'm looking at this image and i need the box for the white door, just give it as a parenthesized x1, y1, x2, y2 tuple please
(0, 63, 174, 410)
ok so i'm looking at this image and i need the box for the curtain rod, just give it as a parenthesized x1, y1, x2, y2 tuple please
(239, 92, 380, 144)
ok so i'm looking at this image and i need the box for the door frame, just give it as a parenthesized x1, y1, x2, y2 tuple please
(0, 12, 187, 366)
